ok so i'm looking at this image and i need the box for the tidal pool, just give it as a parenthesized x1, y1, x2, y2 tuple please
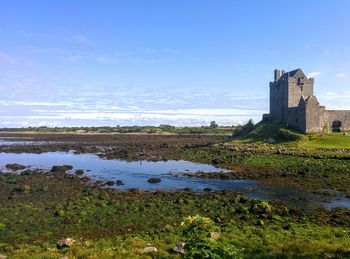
(0, 151, 349, 209)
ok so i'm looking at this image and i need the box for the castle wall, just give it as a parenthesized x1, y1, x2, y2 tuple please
(286, 106, 306, 132)
(304, 103, 323, 133)
(322, 110, 350, 132)
(269, 78, 288, 122)
(288, 76, 314, 108)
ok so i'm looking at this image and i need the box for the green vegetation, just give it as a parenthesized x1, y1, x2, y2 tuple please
(0, 170, 349, 258)
(2, 124, 350, 257)
(299, 133, 350, 149)
(232, 121, 307, 143)
(0, 125, 235, 135)
(181, 142, 350, 191)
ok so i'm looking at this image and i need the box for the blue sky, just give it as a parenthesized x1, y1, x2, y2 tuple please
(1, 0, 350, 127)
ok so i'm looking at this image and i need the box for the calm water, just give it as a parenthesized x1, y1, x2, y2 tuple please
(0, 151, 349, 209)
(0, 137, 57, 146)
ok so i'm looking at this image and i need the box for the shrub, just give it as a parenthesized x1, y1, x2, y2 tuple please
(181, 215, 242, 258)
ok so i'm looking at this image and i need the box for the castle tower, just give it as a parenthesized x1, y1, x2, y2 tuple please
(269, 68, 314, 123)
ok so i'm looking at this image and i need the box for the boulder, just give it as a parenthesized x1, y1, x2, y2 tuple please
(57, 238, 74, 249)
(266, 137, 276, 144)
(0, 254, 7, 259)
(116, 180, 125, 186)
(51, 165, 73, 172)
(210, 232, 220, 240)
(75, 169, 84, 176)
(173, 242, 186, 254)
(143, 247, 157, 253)
(5, 163, 25, 171)
(147, 177, 161, 184)
(105, 181, 114, 186)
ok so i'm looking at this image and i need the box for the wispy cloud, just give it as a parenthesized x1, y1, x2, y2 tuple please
(96, 55, 119, 64)
(62, 55, 86, 62)
(335, 72, 347, 78)
(307, 71, 322, 78)
(72, 35, 92, 44)
(0, 52, 18, 64)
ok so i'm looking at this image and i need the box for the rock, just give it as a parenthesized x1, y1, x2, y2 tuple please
(21, 169, 33, 176)
(57, 238, 74, 249)
(105, 181, 115, 186)
(210, 232, 220, 240)
(5, 163, 25, 171)
(51, 165, 73, 172)
(143, 246, 157, 253)
(173, 242, 186, 254)
(203, 187, 212, 192)
(75, 169, 84, 176)
(266, 137, 276, 144)
(80, 176, 90, 182)
(59, 257, 69, 259)
(116, 180, 125, 186)
(147, 177, 161, 184)
(0, 254, 7, 259)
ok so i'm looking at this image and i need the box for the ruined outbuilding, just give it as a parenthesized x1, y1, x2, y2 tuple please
(263, 68, 350, 133)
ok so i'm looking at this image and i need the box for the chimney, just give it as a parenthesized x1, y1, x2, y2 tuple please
(274, 69, 281, 81)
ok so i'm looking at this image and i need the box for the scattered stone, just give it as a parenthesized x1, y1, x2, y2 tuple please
(20, 169, 33, 176)
(173, 242, 186, 254)
(57, 238, 74, 249)
(5, 163, 25, 171)
(51, 165, 73, 172)
(210, 232, 220, 240)
(75, 169, 84, 176)
(148, 177, 161, 184)
(266, 137, 276, 144)
(143, 246, 157, 253)
(80, 176, 90, 182)
(105, 181, 115, 186)
(116, 180, 125, 186)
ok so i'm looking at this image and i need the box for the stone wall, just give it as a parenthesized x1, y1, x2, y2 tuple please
(287, 71, 314, 108)
(322, 110, 350, 132)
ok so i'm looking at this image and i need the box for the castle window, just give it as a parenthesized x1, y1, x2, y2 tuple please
(297, 77, 301, 85)
(296, 118, 298, 123)
(300, 86, 303, 92)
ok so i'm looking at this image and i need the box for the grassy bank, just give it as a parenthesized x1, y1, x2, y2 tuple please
(0, 169, 349, 258)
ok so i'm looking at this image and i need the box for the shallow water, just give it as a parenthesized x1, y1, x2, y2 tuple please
(0, 137, 57, 146)
(0, 151, 349, 209)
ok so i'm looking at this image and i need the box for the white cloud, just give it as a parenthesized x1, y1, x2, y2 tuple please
(96, 56, 119, 64)
(72, 35, 92, 44)
(0, 52, 18, 64)
(307, 71, 322, 78)
(335, 73, 346, 78)
(62, 55, 85, 62)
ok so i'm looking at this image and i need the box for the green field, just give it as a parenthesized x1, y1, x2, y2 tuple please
(299, 133, 350, 149)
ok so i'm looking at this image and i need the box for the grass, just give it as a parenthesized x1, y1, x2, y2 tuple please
(1, 170, 350, 258)
(299, 133, 350, 149)
(231, 122, 307, 144)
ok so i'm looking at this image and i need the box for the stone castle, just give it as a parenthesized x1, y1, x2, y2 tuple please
(263, 68, 350, 133)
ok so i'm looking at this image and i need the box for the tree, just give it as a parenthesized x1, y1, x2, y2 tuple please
(210, 121, 218, 128)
